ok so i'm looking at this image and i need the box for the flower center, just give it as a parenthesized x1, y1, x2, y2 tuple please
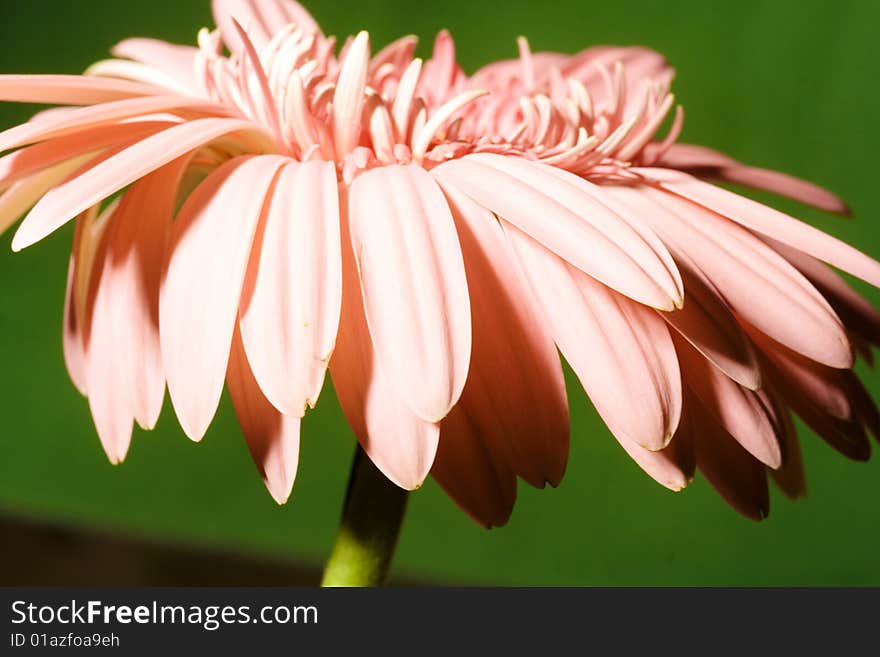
(195, 26, 682, 182)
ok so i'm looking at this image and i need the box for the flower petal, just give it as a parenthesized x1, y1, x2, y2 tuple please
(507, 226, 681, 450)
(434, 406, 517, 529)
(618, 407, 695, 491)
(662, 258, 761, 389)
(0, 75, 164, 105)
(441, 183, 570, 488)
(608, 184, 852, 368)
(213, 0, 322, 58)
(637, 167, 880, 288)
(89, 158, 188, 432)
(161, 155, 287, 441)
(239, 160, 341, 416)
(332, 31, 370, 158)
(761, 354, 871, 461)
(349, 164, 471, 423)
(563, 46, 674, 109)
(80, 202, 136, 466)
(227, 325, 300, 504)
(768, 402, 806, 499)
(0, 95, 223, 153)
(0, 153, 97, 236)
(542, 166, 684, 303)
(751, 331, 852, 421)
(557, 174, 757, 386)
(12, 118, 272, 251)
(676, 335, 782, 468)
(691, 391, 770, 521)
(62, 209, 110, 398)
(657, 144, 849, 215)
(62, 251, 86, 396)
(330, 198, 439, 489)
(433, 153, 680, 310)
(111, 38, 200, 91)
(764, 237, 880, 348)
(848, 374, 880, 439)
(0, 120, 173, 190)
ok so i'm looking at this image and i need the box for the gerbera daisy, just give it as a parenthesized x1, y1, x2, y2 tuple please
(1, 0, 879, 584)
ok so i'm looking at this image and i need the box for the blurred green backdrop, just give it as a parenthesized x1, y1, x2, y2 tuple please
(0, 0, 878, 585)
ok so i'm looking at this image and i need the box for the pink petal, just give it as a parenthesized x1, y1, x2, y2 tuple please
(793, 404, 870, 461)
(330, 199, 439, 489)
(84, 245, 134, 466)
(610, 184, 852, 368)
(543, 166, 684, 303)
(0, 120, 173, 190)
(618, 407, 695, 491)
(369, 36, 418, 80)
(507, 226, 681, 450)
(752, 332, 852, 421)
(332, 31, 370, 157)
(691, 392, 770, 521)
(227, 326, 301, 504)
(418, 30, 465, 106)
(229, 20, 285, 145)
(657, 144, 849, 215)
(70, 206, 111, 341)
(764, 237, 880, 348)
(441, 184, 570, 488)
(433, 154, 681, 310)
(849, 332, 875, 366)
(762, 356, 870, 461)
(239, 160, 341, 416)
(637, 167, 880, 288)
(13, 118, 272, 251)
(62, 237, 87, 396)
(79, 203, 136, 465)
(88, 159, 188, 432)
(563, 46, 674, 110)
(111, 38, 200, 91)
(768, 402, 806, 499)
(0, 95, 228, 153)
(161, 155, 287, 441)
(0, 153, 98, 236)
(676, 335, 782, 468)
(433, 405, 517, 528)
(848, 374, 880, 439)
(349, 165, 471, 423)
(213, 0, 322, 58)
(0, 75, 164, 105)
(662, 258, 761, 389)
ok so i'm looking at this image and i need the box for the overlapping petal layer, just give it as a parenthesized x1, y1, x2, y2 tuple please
(1, 0, 878, 526)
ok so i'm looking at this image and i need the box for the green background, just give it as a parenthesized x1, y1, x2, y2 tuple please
(0, 0, 878, 585)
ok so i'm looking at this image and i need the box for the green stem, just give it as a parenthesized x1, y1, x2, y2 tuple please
(321, 445, 409, 587)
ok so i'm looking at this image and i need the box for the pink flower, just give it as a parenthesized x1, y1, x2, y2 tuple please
(1, 0, 878, 527)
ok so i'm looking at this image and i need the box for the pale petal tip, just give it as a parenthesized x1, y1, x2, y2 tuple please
(101, 442, 129, 466)
(762, 440, 784, 470)
(377, 462, 428, 492)
(176, 412, 209, 443)
(265, 479, 293, 505)
(741, 369, 763, 392)
(666, 477, 691, 492)
(10, 226, 33, 252)
(135, 417, 158, 432)
(650, 292, 679, 313)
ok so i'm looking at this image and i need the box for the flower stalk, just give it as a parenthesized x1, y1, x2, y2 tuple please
(321, 445, 409, 587)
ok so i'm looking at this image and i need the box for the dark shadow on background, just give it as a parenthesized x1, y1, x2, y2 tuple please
(0, 512, 432, 586)
(0, 512, 437, 586)
(0, 512, 323, 586)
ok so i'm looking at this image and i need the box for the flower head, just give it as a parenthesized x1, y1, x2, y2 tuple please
(1, 0, 878, 526)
